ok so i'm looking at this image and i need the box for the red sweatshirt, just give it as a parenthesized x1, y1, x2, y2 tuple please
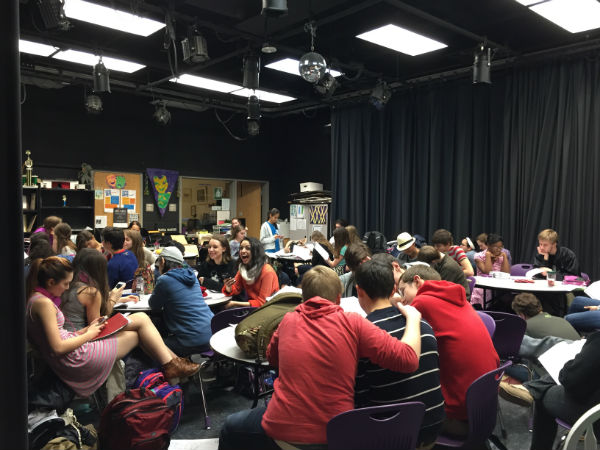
(222, 263, 279, 307)
(261, 296, 419, 444)
(411, 280, 499, 420)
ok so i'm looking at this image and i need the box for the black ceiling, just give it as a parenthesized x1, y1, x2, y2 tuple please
(19, 0, 600, 115)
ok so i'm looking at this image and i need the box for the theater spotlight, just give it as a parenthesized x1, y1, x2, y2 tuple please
(153, 102, 171, 125)
(92, 57, 110, 93)
(369, 80, 391, 110)
(37, 0, 71, 30)
(473, 44, 491, 84)
(247, 95, 261, 136)
(261, 0, 288, 17)
(243, 54, 260, 90)
(84, 94, 103, 114)
(314, 72, 339, 97)
(182, 26, 209, 64)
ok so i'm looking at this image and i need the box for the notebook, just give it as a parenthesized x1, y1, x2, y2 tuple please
(91, 313, 130, 341)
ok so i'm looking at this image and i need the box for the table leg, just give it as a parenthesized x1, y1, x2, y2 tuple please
(251, 365, 260, 409)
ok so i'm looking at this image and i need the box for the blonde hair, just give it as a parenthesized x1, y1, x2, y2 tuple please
(538, 229, 558, 244)
(301, 266, 342, 303)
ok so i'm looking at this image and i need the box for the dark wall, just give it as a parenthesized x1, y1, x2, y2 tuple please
(21, 84, 331, 225)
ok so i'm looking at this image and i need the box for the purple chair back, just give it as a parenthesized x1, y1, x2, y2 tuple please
(477, 311, 496, 338)
(467, 276, 476, 294)
(510, 263, 533, 277)
(327, 402, 426, 450)
(581, 273, 590, 285)
(436, 361, 512, 449)
(484, 311, 527, 360)
(210, 307, 255, 334)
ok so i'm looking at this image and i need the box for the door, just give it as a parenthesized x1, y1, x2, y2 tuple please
(236, 182, 262, 238)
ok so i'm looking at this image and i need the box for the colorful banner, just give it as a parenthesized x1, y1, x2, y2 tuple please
(146, 168, 178, 217)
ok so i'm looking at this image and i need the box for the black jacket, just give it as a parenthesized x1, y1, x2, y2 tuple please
(533, 246, 580, 280)
(559, 331, 600, 404)
(195, 259, 237, 291)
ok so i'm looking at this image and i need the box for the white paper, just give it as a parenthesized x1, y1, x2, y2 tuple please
(525, 267, 548, 279)
(95, 215, 107, 228)
(312, 225, 324, 234)
(145, 203, 154, 212)
(290, 218, 297, 231)
(290, 205, 297, 218)
(292, 245, 311, 260)
(297, 218, 306, 230)
(169, 203, 177, 212)
(340, 297, 366, 317)
(104, 189, 120, 213)
(584, 280, 600, 299)
(129, 213, 139, 222)
(296, 205, 305, 218)
(538, 339, 586, 384)
(115, 294, 151, 310)
(120, 189, 137, 213)
(314, 242, 330, 261)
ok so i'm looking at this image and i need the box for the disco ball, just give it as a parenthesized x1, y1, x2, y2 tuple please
(299, 51, 327, 83)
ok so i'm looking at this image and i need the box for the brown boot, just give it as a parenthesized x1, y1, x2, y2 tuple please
(162, 357, 200, 384)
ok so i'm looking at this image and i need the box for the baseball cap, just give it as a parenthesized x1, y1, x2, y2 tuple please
(160, 246, 184, 265)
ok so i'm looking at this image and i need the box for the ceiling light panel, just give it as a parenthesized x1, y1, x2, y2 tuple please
(514, 0, 541, 5)
(265, 58, 343, 77)
(53, 49, 145, 73)
(231, 88, 296, 103)
(356, 24, 447, 56)
(19, 39, 59, 57)
(527, 0, 600, 33)
(63, 0, 165, 37)
(169, 74, 242, 93)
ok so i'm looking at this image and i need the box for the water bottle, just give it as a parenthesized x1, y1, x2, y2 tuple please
(135, 275, 145, 294)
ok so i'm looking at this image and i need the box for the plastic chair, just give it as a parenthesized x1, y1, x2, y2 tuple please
(467, 276, 476, 295)
(435, 361, 512, 450)
(510, 263, 533, 277)
(563, 403, 600, 450)
(327, 402, 426, 450)
(477, 311, 496, 338)
(581, 272, 591, 285)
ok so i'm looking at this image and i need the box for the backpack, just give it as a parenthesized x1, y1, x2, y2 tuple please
(131, 266, 155, 294)
(134, 369, 183, 434)
(98, 388, 173, 450)
(363, 231, 387, 254)
(235, 292, 303, 359)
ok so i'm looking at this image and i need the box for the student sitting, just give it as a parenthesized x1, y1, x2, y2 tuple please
(75, 230, 102, 253)
(471, 233, 510, 308)
(26, 257, 200, 395)
(228, 225, 246, 259)
(54, 222, 76, 257)
(219, 265, 422, 450)
(310, 230, 334, 268)
(459, 236, 477, 274)
(339, 242, 372, 297)
(345, 225, 362, 244)
(102, 227, 138, 289)
(512, 293, 580, 340)
(355, 260, 444, 449)
(25, 232, 55, 278)
(417, 245, 471, 301)
(149, 247, 214, 356)
(371, 252, 405, 294)
(223, 237, 279, 308)
(328, 226, 351, 275)
(124, 229, 155, 294)
(33, 215, 61, 249)
(397, 265, 499, 438)
(533, 228, 580, 280)
(431, 229, 474, 277)
(564, 296, 600, 332)
(61, 248, 138, 330)
(196, 235, 236, 291)
(394, 232, 420, 266)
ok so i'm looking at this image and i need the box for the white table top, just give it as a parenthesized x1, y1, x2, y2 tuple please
(474, 276, 581, 293)
(203, 291, 232, 307)
(210, 326, 270, 365)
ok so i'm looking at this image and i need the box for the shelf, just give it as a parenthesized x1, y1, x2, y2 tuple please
(41, 188, 93, 192)
(41, 206, 94, 210)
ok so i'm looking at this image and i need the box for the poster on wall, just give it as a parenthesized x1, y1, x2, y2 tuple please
(310, 205, 328, 225)
(121, 189, 137, 212)
(146, 168, 179, 217)
(104, 189, 120, 213)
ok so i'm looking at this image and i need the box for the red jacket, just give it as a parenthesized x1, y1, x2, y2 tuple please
(222, 264, 279, 307)
(412, 280, 499, 420)
(261, 296, 419, 444)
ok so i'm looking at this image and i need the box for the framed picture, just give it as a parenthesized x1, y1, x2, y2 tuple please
(191, 205, 197, 217)
(196, 187, 207, 203)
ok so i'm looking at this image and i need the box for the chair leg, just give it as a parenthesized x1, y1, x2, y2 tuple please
(489, 434, 508, 450)
(194, 360, 211, 429)
(497, 403, 507, 438)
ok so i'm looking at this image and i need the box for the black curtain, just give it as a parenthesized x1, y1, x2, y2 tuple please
(332, 54, 600, 280)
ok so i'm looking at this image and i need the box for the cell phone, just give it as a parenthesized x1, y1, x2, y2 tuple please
(115, 281, 126, 289)
(97, 315, 108, 324)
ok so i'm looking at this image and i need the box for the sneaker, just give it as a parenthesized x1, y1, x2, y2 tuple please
(499, 381, 533, 407)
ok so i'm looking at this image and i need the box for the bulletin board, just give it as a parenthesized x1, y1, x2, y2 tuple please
(93, 171, 143, 227)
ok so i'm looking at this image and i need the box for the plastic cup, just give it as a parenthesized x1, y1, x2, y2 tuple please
(547, 270, 557, 287)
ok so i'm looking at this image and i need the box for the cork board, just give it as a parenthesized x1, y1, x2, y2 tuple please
(93, 171, 143, 227)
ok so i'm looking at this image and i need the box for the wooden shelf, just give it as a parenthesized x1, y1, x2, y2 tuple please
(41, 206, 93, 210)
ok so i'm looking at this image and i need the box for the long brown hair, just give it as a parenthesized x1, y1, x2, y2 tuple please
(229, 225, 245, 242)
(333, 227, 350, 258)
(206, 234, 232, 264)
(311, 230, 334, 254)
(345, 225, 361, 244)
(26, 256, 73, 300)
(54, 223, 76, 253)
(69, 248, 111, 315)
(124, 229, 146, 269)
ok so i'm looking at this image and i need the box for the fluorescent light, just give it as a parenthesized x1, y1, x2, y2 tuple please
(356, 24, 447, 56)
(170, 74, 296, 103)
(265, 57, 343, 77)
(53, 49, 145, 73)
(63, 0, 165, 37)
(19, 39, 58, 57)
(514, 0, 540, 5)
(230, 88, 296, 103)
(528, 0, 600, 33)
(169, 74, 242, 93)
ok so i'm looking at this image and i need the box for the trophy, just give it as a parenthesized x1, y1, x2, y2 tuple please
(24, 150, 34, 187)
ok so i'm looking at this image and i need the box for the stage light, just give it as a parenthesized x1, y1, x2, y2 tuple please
(261, 42, 277, 54)
(37, 0, 71, 30)
(370, 80, 391, 110)
(262, 0, 288, 17)
(473, 45, 491, 84)
(182, 26, 209, 64)
(247, 95, 261, 136)
(84, 94, 102, 113)
(314, 72, 339, 97)
(92, 57, 110, 93)
(153, 102, 171, 125)
(243, 54, 260, 90)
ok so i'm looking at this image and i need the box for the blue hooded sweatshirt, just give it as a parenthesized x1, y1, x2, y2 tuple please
(149, 267, 214, 348)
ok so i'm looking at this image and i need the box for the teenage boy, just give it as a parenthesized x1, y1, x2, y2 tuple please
(394, 232, 420, 266)
(417, 245, 471, 301)
(511, 293, 579, 340)
(355, 260, 444, 449)
(431, 229, 474, 277)
(219, 265, 423, 450)
(102, 227, 138, 288)
(533, 229, 580, 280)
(397, 265, 499, 437)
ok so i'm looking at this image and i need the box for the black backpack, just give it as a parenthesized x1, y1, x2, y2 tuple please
(363, 231, 387, 254)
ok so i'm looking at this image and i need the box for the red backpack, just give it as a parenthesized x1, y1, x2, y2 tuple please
(98, 387, 173, 450)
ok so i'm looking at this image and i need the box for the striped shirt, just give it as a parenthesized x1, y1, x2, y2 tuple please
(355, 307, 445, 445)
(447, 245, 467, 263)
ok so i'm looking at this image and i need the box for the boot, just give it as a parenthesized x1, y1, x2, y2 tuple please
(162, 357, 200, 385)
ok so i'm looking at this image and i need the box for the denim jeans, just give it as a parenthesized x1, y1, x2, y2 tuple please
(219, 407, 279, 450)
(564, 296, 600, 331)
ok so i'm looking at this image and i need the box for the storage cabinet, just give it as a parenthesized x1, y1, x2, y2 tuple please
(23, 187, 95, 233)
